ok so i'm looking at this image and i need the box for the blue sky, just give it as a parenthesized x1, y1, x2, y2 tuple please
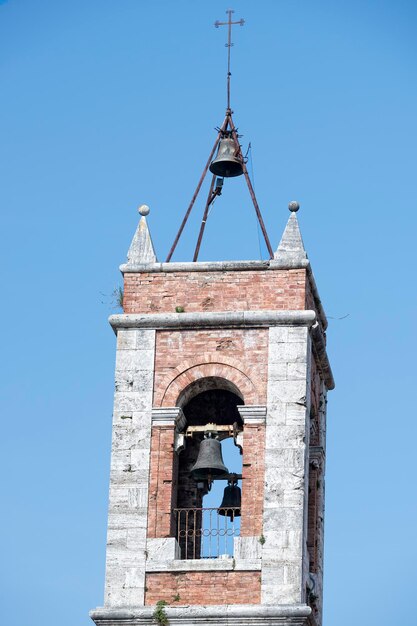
(1, 1, 417, 625)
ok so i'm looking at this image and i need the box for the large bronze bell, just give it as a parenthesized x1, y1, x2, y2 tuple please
(209, 136, 244, 178)
(218, 482, 241, 519)
(190, 437, 229, 480)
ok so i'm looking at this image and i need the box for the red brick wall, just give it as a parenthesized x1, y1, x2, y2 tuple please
(147, 425, 178, 539)
(240, 423, 265, 537)
(144, 571, 261, 605)
(153, 329, 269, 407)
(305, 276, 315, 316)
(123, 269, 306, 314)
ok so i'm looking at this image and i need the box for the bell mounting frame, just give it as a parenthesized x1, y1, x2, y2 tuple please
(166, 11, 273, 262)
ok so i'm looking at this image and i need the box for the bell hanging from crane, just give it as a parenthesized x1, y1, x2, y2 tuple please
(190, 435, 229, 480)
(209, 133, 244, 178)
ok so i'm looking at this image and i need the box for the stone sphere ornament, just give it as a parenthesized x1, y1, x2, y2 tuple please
(138, 204, 150, 216)
(288, 201, 300, 212)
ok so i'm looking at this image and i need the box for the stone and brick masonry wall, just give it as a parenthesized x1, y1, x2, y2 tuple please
(118, 266, 321, 608)
(145, 327, 267, 605)
(147, 328, 268, 543)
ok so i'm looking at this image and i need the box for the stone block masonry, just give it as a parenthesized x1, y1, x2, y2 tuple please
(104, 328, 155, 608)
(262, 326, 312, 606)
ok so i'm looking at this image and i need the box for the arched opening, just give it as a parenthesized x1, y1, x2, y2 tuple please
(174, 378, 244, 559)
(177, 375, 244, 414)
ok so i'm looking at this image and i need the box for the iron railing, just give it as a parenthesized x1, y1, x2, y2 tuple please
(173, 507, 240, 560)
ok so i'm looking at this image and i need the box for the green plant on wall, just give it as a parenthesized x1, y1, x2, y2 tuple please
(153, 600, 168, 625)
(111, 285, 124, 309)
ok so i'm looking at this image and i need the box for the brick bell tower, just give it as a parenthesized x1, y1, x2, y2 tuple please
(89, 199, 335, 626)
(90, 11, 334, 625)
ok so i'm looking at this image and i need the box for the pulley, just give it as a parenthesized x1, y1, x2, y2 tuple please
(218, 481, 241, 519)
(209, 135, 244, 178)
(190, 436, 229, 480)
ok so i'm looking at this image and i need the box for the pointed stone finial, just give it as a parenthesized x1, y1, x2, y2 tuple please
(126, 205, 157, 265)
(274, 201, 307, 263)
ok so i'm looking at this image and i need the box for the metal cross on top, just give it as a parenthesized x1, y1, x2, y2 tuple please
(165, 11, 274, 263)
(215, 9, 245, 110)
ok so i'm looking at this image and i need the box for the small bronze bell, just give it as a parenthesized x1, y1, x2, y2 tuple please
(209, 136, 244, 178)
(190, 437, 229, 480)
(218, 481, 241, 519)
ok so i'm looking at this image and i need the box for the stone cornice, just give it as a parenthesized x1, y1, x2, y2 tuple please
(109, 310, 317, 332)
(120, 259, 309, 274)
(151, 407, 186, 431)
(238, 405, 267, 424)
(90, 604, 313, 626)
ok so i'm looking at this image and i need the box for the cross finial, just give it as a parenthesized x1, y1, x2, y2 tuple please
(214, 9, 245, 111)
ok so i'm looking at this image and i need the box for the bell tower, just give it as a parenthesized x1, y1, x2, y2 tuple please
(90, 201, 334, 626)
(90, 11, 334, 626)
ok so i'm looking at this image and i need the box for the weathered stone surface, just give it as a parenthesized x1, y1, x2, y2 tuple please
(267, 363, 288, 381)
(269, 342, 308, 365)
(261, 424, 305, 448)
(115, 349, 155, 371)
(115, 370, 154, 393)
(104, 329, 156, 608)
(262, 581, 303, 605)
(144, 557, 259, 572)
(146, 537, 180, 562)
(287, 363, 308, 380)
(274, 212, 307, 265)
(234, 536, 262, 560)
(126, 216, 157, 265)
(262, 326, 311, 606)
(109, 310, 316, 331)
(113, 393, 150, 413)
(90, 603, 314, 626)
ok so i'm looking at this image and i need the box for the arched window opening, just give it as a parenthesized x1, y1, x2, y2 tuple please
(174, 379, 244, 560)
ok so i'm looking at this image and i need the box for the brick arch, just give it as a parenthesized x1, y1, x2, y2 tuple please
(177, 375, 244, 409)
(159, 358, 259, 407)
